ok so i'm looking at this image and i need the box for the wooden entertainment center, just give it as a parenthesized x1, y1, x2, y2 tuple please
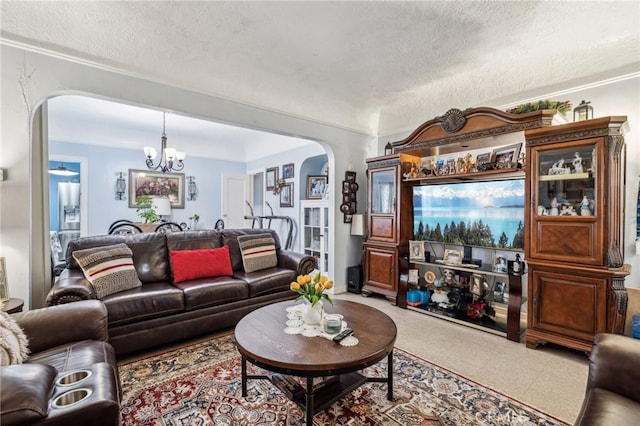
(362, 107, 629, 350)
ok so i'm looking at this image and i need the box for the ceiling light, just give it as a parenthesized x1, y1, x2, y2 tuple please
(144, 112, 185, 173)
(49, 162, 79, 176)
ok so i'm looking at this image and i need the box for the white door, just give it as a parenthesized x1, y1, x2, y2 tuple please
(222, 173, 248, 229)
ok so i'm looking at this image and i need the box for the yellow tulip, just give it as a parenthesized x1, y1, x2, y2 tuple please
(315, 282, 324, 292)
(324, 280, 334, 290)
(319, 275, 327, 284)
(290, 282, 300, 291)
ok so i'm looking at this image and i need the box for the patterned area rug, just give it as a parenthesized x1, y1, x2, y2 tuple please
(119, 333, 570, 425)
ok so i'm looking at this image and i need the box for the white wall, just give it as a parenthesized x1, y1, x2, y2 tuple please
(1, 44, 373, 308)
(379, 76, 640, 289)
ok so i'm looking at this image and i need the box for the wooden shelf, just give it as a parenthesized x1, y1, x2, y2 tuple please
(403, 168, 524, 184)
(538, 172, 591, 182)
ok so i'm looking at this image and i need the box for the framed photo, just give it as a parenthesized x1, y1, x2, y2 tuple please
(443, 249, 462, 265)
(470, 273, 486, 297)
(493, 255, 508, 273)
(345, 171, 356, 183)
(266, 167, 278, 191)
(282, 163, 294, 179)
(349, 201, 357, 213)
(476, 152, 491, 165)
(279, 182, 293, 207)
(491, 143, 521, 165)
(342, 181, 350, 194)
(307, 175, 327, 199)
(343, 213, 352, 223)
(409, 240, 425, 262)
(0, 257, 8, 305)
(128, 169, 185, 209)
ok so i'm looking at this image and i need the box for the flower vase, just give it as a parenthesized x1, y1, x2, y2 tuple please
(302, 300, 323, 325)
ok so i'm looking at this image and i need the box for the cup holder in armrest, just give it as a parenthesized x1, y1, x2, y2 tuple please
(56, 370, 92, 386)
(51, 388, 93, 409)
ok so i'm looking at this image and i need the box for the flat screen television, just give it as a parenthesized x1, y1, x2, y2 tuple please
(413, 179, 525, 250)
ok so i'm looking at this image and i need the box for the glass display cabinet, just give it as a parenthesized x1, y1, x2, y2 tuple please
(525, 116, 629, 352)
(300, 200, 329, 275)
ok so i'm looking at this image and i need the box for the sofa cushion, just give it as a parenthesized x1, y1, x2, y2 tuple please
(66, 233, 171, 283)
(221, 229, 282, 272)
(0, 363, 57, 425)
(234, 267, 297, 298)
(72, 243, 142, 299)
(166, 230, 222, 251)
(170, 246, 233, 283)
(101, 282, 184, 327)
(237, 233, 278, 273)
(172, 277, 249, 311)
(0, 311, 29, 366)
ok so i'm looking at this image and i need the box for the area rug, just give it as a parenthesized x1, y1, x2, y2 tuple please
(119, 333, 570, 425)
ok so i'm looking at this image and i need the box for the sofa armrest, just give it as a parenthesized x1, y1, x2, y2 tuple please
(46, 268, 96, 306)
(1, 364, 58, 426)
(14, 300, 109, 353)
(277, 250, 315, 276)
(586, 333, 640, 402)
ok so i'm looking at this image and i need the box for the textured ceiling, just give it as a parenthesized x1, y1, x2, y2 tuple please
(2, 1, 639, 143)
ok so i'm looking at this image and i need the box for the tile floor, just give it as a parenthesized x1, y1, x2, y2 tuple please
(334, 291, 588, 423)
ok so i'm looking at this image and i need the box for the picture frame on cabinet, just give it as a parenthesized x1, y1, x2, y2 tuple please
(307, 175, 327, 199)
(476, 152, 491, 165)
(409, 240, 425, 262)
(443, 249, 463, 265)
(491, 143, 521, 166)
(279, 183, 293, 207)
(266, 167, 278, 191)
(493, 255, 508, 273)
(470, 274, 485, 297)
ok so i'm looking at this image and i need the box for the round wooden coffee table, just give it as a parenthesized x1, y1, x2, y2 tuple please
(235, 299, 397, 425)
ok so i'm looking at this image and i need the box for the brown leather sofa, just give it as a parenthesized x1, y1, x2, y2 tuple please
(0, 300, 120, 426)
(46, 228, 314, 356)
(574, 333, 640, 426)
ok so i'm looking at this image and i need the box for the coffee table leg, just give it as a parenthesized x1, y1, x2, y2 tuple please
(387, 350, 394, 401)
(305, 377, 314, 425)
(241, 355, 248, 397)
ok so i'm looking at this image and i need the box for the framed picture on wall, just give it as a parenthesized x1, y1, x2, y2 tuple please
(280, 183, 293, 207)
(307, 175, 327, 199)
(282, 163, 294, 179)
(0, 257, 9, 305)
(128, 169, 185, 209)
(266, 167, 278, 191)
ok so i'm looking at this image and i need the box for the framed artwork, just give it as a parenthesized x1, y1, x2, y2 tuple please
(0, 257, 8, 304)
(282, 163, 295, 179)
(443, 249, 463, 265)
(307, 175, 327, 199)
(470, 274, 486, 297)
(344, 213, 352, 223)
(409, 240, 425, 262)
(128, 169, 185, 209)
(493, 255, 508, 273)
(342, 181, 350, 194)
(266, 167, 278, 191)
(345, 171, 356, 183)
(491, 143, 521, 165)
(476, 152, 491, 165)
(279, 183, 293, 207)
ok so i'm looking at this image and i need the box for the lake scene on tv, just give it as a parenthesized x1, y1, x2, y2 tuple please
(413, 179, 525, 250)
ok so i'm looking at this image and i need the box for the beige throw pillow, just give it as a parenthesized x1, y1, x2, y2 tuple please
(237, 234, 278, 273)
(72, 243, 142, 299)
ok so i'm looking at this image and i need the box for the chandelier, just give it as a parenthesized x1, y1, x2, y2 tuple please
(144, 112, 185, 173)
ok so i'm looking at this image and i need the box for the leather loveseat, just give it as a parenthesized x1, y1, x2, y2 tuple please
(574, 333, 640, 425)
(46, 228, 315, 356)
(0, 300, 120, 426)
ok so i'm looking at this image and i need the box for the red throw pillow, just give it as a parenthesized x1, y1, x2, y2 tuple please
(170, 246, 233, 283)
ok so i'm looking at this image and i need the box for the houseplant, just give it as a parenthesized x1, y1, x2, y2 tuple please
(290, 273, 334, 325)
(135, 195, 160, 224)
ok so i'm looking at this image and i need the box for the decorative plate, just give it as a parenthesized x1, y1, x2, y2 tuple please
(424, 270, 436, 284)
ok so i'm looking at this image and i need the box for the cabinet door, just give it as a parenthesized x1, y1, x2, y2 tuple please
(528, 139, 603, 265)
(301, 201, 329, 274)
(529, 267, 607, 342)
(368, 167, 398, 243)
(364, 245, 397, 293)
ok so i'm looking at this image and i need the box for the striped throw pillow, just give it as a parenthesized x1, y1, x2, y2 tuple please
(237, 234, 278, 273)
(72, 243, 142, 299)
